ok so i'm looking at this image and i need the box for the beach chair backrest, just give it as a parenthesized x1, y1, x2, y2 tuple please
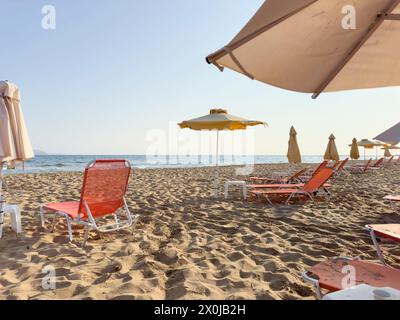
(312, 161, 328, 177)
(337, 158, 349, 172)
(374, 157, 384, 167)
(302, 167, 334, 194)
(78, 160, 131, 219)
(363, 159, 372, 172)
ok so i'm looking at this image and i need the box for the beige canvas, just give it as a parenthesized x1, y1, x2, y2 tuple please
(207, 0, 400, 98)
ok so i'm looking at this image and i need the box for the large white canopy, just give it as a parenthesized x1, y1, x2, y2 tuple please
(207, 0, 400, 98)
(0, 81, 34, 163)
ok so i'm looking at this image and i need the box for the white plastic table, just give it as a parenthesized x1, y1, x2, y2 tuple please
(224, 181, 247, 200)
(0, 204, 22, 238)
(323, 284, 400, 300)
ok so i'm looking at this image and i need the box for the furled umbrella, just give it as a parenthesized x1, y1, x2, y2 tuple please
(324, 134, 339, 161)
(287, 126, 301, 164)
(349, 138, 360, 160)
(207, 0, 400, 98)
(0, 80, 34, 237)
(383, 146, 392, 158)
(178, 109, 266, 197)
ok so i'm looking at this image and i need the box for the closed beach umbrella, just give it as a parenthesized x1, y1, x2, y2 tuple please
(179, 109, 266, 197)
(287, 126, 301, 164)
(384, 147, 392, 158)
(0, 81, 34, 164)
(374, 122, 400, 146)
(350, 138, 360, 160)
(207, 1, 400, 98)
(324, 134, 339, 161)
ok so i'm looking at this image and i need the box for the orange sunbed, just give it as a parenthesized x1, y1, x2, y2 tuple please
(303, 258, 400, 299)
(249, 167, 334, 204)
(250, 168, 308, 184)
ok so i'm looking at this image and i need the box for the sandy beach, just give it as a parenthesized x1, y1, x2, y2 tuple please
(0, 163, 399, 300)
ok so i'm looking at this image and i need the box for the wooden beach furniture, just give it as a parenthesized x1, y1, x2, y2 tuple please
(40, 160, 138, 247)
(249, 167, 334, 205)
(303, 257, 400, 299)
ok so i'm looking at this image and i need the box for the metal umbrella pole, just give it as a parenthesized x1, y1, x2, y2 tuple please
(214, 130, 219, 198)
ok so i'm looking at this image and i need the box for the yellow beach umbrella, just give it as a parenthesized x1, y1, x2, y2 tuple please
(287, 126, 301, 164)
(324, 134, 339, 161)
(349, 138, 360, 160)
(179, 109, 266, 197)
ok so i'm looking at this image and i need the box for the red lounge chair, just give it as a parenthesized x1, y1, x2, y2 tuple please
(40, 160, 138, 247)
(333, 158, 349, 176)
(366, 224, 400, 265)
(250, 168, 308, 184)
(249, 167, 334, 205)
(299, 161, 328, 181)
(384, 156, 394, 167)
(303, 257, 400, 299)
(368, 157, 384, 170)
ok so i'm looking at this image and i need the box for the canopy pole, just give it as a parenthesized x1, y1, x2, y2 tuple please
(214, 130, 219, 198)
(312, 0, 400, 99)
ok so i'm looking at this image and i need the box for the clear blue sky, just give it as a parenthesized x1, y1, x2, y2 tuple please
(1, 0, 399, 156)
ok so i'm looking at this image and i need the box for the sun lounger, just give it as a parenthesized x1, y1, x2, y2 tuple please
(334, 158, 349, 176)
(368, 157, 385, 170)
(349, 159, 372, 174)
(303, 257, 400, 299)
(299, 161, 328, 181)
(384, 156, 394, 167)
(366, 224, 400, 266)
(40, 159, 138, 247)
(249, 167, 334, 205)
(250, 168, 307, 184)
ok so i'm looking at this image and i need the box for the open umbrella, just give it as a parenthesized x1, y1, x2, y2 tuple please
(350, 139, 380, 160)
(287, 126, 301, 164)
(0, 80, 34, 237)
(178, 109, 266, 197)
(207, 0, 400, 98)
(349, 138, 360, 160)
(324, 134, 339, 161)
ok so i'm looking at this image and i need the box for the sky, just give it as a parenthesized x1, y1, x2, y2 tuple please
(1, 0, 399, 156)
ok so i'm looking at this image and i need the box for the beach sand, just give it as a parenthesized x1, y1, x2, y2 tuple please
(0, 163, 399, 300)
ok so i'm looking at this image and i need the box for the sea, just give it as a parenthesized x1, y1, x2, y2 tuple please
(1, 155, 349, 174)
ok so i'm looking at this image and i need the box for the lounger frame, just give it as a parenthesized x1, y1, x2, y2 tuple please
(40, 197, 138, 247)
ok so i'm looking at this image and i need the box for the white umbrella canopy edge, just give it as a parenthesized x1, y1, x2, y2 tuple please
(206, 0, 400, 98)
(0, 81, 34, 164)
